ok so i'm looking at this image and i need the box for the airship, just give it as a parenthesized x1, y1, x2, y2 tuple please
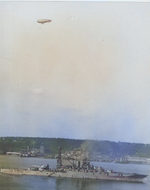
(37, 19, 52, 24)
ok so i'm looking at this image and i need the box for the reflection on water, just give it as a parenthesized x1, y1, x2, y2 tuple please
(55, 178, 107, 190)
(55, 177, 148, 190)
(0, 155, 150, 190)
(0, 173, 23, 190)
(0, 173, 149, 190)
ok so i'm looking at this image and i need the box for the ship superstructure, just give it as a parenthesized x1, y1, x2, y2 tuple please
(57, 147, 90, 169)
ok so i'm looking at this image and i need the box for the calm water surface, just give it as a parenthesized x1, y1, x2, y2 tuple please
(0, 155, 150, 190)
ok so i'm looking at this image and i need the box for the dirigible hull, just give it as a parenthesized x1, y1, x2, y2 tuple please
(37, 19, 52, 24)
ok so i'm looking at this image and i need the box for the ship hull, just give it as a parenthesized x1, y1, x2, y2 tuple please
(52, 171, 147, 183)
(1, 169, 147, 183)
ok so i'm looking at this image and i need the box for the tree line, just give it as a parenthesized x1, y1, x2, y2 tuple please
(0, 137, 150, 157)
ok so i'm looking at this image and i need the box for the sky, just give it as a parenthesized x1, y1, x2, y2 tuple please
(0, 2, 150, 143)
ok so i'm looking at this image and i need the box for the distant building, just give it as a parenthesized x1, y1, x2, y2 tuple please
(27, 146, 30, 152)
(6, 152, 20, 156)
(30, 148, 40, 157)
(40, 144, 45, 156)
(127, 156, 150, 164)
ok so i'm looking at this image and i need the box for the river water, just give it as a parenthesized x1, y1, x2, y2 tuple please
(0, 155, 150, 190)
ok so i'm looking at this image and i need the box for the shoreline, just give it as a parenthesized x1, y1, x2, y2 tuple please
(2, 155, 150, 166)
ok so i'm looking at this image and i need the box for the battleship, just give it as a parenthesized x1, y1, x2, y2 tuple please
(0, 147, 148, 183)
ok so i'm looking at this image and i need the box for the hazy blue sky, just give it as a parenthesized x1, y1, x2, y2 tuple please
(0, 2, 150, 143)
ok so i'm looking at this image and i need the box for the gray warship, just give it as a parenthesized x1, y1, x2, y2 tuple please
(0, 147, 148, 182)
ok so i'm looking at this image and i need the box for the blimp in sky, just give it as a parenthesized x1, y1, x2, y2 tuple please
(37, 19, 52, 24)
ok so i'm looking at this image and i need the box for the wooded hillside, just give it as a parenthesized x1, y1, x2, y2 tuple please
(0, 137, 150, 157)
